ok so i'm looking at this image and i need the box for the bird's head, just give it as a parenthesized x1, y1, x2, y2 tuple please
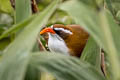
(40, 24, 73, 40)
(40, 24, 89, 57)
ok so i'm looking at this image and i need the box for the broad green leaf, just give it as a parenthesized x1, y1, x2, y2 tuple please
(81, 36, 101, 71)
(25, 65, 40, 80)
(76, 0, 98, 8)
(15, 0, 32, 23)
(98, 11, 120, 80)
(60, 0, 120, 80)
(0, 0, 32, 40)
(0, 14, 36, 40)
(0, 0, 59, 80)
(0, 0, 13, 13)
(30, 52, 105, 80)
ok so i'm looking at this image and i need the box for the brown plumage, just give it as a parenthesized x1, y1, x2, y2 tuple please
(53, 24, 89, 57)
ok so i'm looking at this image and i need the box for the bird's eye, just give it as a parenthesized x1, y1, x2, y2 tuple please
(53, 28, 61, 35)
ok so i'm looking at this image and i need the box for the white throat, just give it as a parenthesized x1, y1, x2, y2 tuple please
(48, 33, 70, 56)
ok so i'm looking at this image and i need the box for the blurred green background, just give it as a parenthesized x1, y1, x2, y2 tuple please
(0, 0, 120, 80)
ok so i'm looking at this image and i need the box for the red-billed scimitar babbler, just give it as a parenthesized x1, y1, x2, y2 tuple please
(40, 24, 89, 57)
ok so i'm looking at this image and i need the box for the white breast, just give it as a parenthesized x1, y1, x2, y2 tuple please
(48, 33, 70, 56)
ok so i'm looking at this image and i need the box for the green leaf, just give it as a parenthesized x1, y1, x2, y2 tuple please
(0, 0, 14, 13)
(60, 0, 120, 80)
(30, 52, 105, 80)
(0, 0, 59, 80)
(81, 36, 101, 71)
(76, 0, 98, 8)
(98, 10, 120, 80)
(0, 14, 35, 40)
(15, 0, 32, 23)
(25, 65, 40, 80)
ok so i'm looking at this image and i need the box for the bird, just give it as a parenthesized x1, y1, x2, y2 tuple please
(40, 24, 89, 57)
